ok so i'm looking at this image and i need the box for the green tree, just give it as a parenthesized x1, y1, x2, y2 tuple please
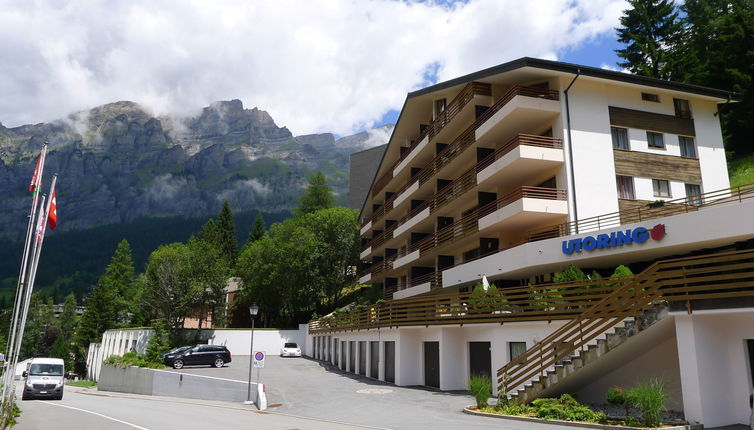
(677, 0, 754, 156)
(59, 293, 78, 342)
(553, 264, 587, 283)
(186, 237, 230, 330)
(217, 201, 238, 267)
(615, 0, 683, 79)
(20, 295, 57, 359)
(101, 239, 137, 325)
(247, 213, 266, 245)
(298, 171, 334, 215)
(142, 242, 203, 337)
(235, 207, 358, 326)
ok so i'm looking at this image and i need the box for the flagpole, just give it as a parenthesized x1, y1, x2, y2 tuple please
(1, 143, 47, 412)
(17, 176, 57, 350)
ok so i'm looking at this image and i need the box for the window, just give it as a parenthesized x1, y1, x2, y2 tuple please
(674, 98, 692, 119)
(616, 176, 635, 199)
(509, 342, 527, 361)
(652, 179, 671, 198)
(434, 98, 446, 118)
(642, 92, 660, 102)
(679, 136, 697, 158)
(647, 131, 665, 149)
(685, 183, 703, 206)
(611, 127, 629, 150)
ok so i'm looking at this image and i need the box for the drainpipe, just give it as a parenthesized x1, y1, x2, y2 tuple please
(564, 69, 581, 233)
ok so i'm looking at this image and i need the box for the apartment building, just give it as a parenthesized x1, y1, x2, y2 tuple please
(307, 58, 754, 428)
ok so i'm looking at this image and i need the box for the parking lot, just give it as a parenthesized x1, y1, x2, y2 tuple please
(165, 355, 568, 430)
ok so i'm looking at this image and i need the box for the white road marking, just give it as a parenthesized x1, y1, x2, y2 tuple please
(40, 401, 152, 430)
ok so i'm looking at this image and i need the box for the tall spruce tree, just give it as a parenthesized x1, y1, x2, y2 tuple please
(298, 171, 334, 215)
(103, 239, 137, 325)
(217, 201, 238, 267)
(616, 0, 683, 79)
(678, 0, 754, 156)
(248, 214, 266, 244)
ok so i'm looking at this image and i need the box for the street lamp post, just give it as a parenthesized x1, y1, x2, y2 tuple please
(244, 303, 259, 405)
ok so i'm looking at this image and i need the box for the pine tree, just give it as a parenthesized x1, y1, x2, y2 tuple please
(298, 171, 334, 215)
(59, 293, 78, 341)
(248, 214, 266, 244)
(102, 239, 137, 325)
(615, 0, 683, 79)
(217, 201, 238, 267)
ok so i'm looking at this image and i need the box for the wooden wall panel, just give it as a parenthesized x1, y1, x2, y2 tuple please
(613, 149, 702, 183)
(609, 106, 695, 136)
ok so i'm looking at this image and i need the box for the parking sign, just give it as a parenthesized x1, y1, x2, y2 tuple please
(253, 351, 265, 368)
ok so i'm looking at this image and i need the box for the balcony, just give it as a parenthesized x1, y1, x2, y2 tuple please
(477, 186, 568, 234)
(363, 85, 558, 228)
(477, 134, 563, 186)
(393, 82, 493, 177)
(475, 86, 561, 145)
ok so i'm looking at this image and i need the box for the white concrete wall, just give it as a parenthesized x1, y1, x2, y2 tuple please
(205, 327, 306, 357)
(675, 310, 754, 427)
(309, 321, 567, 395)
(563, 79, 619, 220)
(693, 99, 730, 192)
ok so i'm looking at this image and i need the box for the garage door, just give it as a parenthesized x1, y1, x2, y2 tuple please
(424, 341, 440, 388)
(359, 341, 367, 376)
(384, 341, 395, 383)
(370, 341, 379, 379)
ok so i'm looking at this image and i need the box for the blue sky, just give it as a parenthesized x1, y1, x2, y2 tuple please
(375, 32, 623, 128)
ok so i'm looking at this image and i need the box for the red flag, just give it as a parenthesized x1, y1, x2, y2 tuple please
(48, 190, 57, 230)
(29, 153, 42, 192)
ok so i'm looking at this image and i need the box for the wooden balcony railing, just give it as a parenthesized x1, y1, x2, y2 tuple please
(523, 182, 754, 243)
(408, 271, 443, 289)
(497, 248, 754, 399)
(477, 134, 563, 172)
(365, 85, 560, 224)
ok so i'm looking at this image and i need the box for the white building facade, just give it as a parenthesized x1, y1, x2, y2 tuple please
(310, 58, 754, 428)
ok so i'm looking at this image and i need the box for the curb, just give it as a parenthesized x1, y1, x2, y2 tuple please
(462, 407, 699, 430)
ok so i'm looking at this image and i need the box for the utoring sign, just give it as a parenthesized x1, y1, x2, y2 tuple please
(562, 224, 666, 255)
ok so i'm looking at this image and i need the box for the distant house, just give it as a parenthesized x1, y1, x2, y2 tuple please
(182, 277, 242, 329)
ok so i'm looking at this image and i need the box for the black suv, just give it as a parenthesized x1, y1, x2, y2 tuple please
(162, 344, 231, 369)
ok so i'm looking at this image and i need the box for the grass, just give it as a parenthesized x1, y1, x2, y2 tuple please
(67, 380, 97, 388)
(728, 152, 754, 187)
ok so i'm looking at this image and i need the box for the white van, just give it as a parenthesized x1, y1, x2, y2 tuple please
(22, 357, 65, 400)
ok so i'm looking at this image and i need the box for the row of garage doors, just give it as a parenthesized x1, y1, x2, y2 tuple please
(313, 337, 493, 389)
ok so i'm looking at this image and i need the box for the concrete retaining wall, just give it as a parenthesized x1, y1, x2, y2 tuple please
(98, 363, 154, 395)
(98, 364, 254, 403)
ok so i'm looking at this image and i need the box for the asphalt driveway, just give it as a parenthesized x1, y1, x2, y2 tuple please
(165, 355, 571, 430)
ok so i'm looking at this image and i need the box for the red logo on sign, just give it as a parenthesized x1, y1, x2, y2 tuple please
(650, 224, 666, 241)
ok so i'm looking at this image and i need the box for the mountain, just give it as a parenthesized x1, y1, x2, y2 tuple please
(0, 100, 392, 241)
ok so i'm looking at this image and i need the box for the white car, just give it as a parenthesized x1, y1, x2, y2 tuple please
(280, 342, 302, 357)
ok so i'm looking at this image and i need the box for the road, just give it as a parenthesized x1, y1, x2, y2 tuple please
(14, 384, 384, 430)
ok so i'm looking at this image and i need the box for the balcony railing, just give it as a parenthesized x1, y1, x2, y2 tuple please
(370, 82, 492, 201)
(523, 182, 754, 243)
(477, 134, 563, 172)
(363, 134, 563, 251)
(409, 271, 443, 289)
(365, 85, 560, 225)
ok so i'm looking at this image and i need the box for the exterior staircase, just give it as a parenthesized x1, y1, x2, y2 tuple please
(510, 304, 668, 403)
(498, 248, 754, 404)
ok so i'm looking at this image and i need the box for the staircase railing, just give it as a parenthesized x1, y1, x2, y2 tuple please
(497, 248, 754, 398)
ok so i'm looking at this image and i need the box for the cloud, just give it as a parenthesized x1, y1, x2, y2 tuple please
(0, 0, 627, 135)
(364, 125, 394, 149)
(147, 174, 188, 202)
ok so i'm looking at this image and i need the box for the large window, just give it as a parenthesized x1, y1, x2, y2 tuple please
(674, 98, 692, 119)
(652, 179, 671, 198)
(616, 176, 635, 199)
(611, 127, 629, 150)
(679, 136, 697, 158)
(647, 131, 665, 149)
(685, 183, 702, 206)
(509, 342, 527, 361)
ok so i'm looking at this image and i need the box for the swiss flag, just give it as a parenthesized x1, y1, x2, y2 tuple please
(48, 190, 57, 230)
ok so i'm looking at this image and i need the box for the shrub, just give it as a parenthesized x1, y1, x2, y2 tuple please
(468, 374, 492, 408)
(145, 321, 170, 362)
(606, 386, 631, 417)
(628, 378, 667, 427)
(105, 351, 167, 369)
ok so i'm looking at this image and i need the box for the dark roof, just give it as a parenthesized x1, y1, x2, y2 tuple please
(408, 57, 740, 101)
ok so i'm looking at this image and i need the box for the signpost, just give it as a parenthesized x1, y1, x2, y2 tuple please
(253, 351, 265, 368)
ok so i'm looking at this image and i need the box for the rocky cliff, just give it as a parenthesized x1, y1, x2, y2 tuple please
(0, 100, 391, 240)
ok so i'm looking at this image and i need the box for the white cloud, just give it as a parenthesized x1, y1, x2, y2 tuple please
(0, 0, 627, 135)
(364, 125, 395, 148)
(147, 174, 188, 201)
